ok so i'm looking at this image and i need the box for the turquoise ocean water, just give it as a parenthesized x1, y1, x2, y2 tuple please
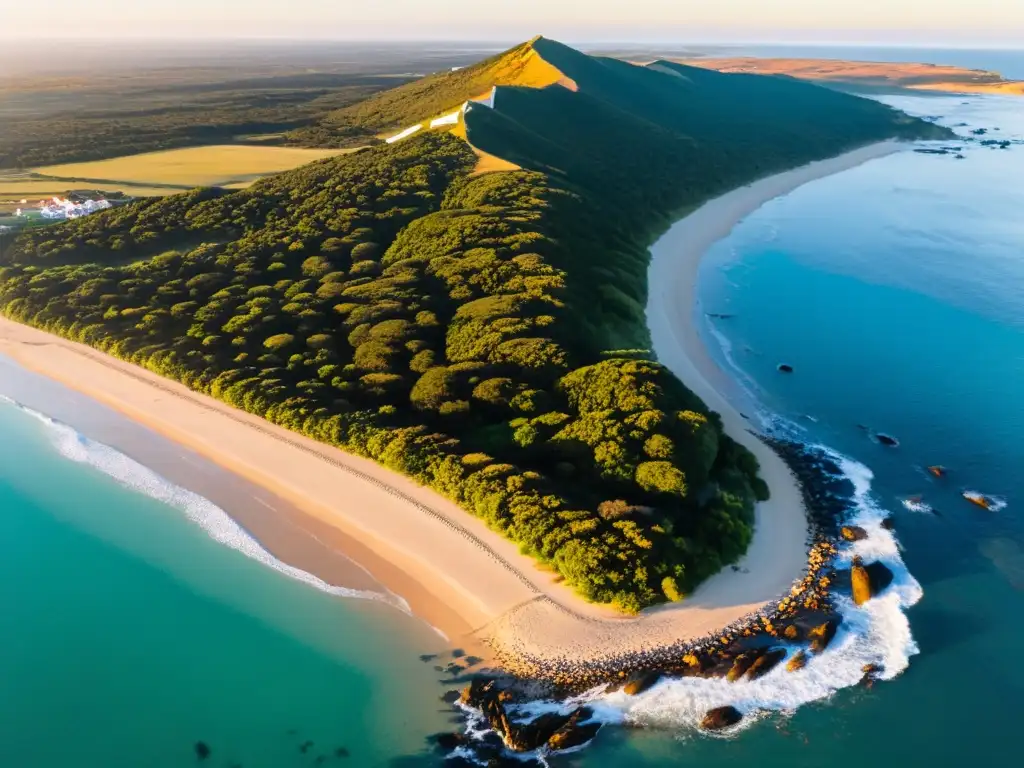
(0, 369, 455, 767)
(3, 71, 1023, 768)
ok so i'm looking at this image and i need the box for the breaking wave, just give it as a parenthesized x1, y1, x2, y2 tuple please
(0, 394, 408, 611)
(570, 438, 923, 735)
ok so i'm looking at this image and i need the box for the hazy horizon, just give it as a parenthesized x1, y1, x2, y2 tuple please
(1, 0, 1021, 47)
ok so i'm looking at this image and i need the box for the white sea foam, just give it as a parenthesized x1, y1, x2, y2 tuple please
(492, 436, 923, 743)
(0, 395, 409, 611)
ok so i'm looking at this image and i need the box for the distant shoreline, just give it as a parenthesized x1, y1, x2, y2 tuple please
(0, 139, 902, 677)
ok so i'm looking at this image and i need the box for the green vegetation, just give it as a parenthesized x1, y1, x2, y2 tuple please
(0, 39, 949, 611)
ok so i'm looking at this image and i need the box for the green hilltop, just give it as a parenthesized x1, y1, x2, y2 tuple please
(0, 40, 948, 611)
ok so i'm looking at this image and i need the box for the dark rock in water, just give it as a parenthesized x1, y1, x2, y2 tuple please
(441, 690, 461, 705)
(334, 746, 350, 758)
(866, 560, 895, 595)
(509, 711, 575, 752)
(777, 363, 794, 373)
(299, 740, 314, 754)
(315, 757, 326, 765)
(194, 742, 211, 761)
(547, 707, 601, 751)
(860, 663, 882, 688)
(452, 648, 466, 658)
(880, 516, 895, 530)
(809, 616, 842, 654)
(841, 525, 869, 542)
(419, 653, 437, 663)
(433, 665, 445, 672)
(746, 648, 787, 680)
(430, 732, 467, 751)
(446, 662, 465, 675)
(623, 670, 662, 695)
(701, 706, 743, 730)
(726, 651, 760, 682)
(875, 433, 899, 447)
(787, 650, 808, 672)
(465, 655, 484, 667)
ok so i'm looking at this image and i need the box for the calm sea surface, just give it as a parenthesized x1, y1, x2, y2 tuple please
(2, 50, 1022, 768)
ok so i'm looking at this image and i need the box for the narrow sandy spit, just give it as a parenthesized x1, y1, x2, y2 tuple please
(0, 139, 903, 670)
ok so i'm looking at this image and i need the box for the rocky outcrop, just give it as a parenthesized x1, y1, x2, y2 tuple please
(726, 652, 760, 682)
(840, 525, 868, 542)
(786, 650, 808, 672)
(547, 708, 601, 751)
(866, 560, 895, 594)
(808, 616, 841, 653)
(851, 559, 872, 606)
(623, 670, 662, 695)
(852, 557, 894, 605)
(700, 706, 743, 730)
(746, 648, 787, 680)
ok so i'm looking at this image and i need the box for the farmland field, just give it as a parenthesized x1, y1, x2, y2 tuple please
(33, 145, 358, 189)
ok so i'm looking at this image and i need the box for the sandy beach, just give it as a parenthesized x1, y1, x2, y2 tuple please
(0, 139, 902, 672)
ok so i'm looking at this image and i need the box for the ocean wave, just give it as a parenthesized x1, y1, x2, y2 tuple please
(577, 441, 922, 733)
(0, 394, 409, 611)
(486, 432, 923, 746)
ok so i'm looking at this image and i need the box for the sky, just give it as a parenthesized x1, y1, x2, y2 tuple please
(2, 0, 1022, 46)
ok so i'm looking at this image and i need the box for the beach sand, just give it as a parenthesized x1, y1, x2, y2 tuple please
(0, 139, 902, 671)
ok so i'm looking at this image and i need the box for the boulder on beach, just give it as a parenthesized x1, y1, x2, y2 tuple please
(841, 525, 869, 542)
(623, 670, 662, 695)
(746, 648, 787, 680)
(787, 650, 808, 672)
(700, 706, 743, 731)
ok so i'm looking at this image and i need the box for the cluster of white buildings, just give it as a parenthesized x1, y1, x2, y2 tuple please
(29, 196, 112, 221)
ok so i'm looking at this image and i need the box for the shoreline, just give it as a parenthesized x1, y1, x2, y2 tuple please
(0, 139, 903, 676)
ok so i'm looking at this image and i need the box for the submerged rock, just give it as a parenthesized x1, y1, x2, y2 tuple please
(194, 742, 211, 761)
(841, 525, 869, 542)
(787, 650, 808, 672)
(880, 516, 895, 530)
(777, 363, 794, 373)
(700, 706, 743, 731)
(876, 433, 900, 447)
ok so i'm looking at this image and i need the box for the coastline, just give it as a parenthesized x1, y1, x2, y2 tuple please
(0, 139, 903, 676)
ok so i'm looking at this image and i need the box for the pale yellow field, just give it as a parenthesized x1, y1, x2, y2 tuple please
(34, 145, 356, 189)
(0, 180, 175, 198)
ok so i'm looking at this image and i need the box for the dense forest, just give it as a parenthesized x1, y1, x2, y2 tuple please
(0, 40, 949, 610)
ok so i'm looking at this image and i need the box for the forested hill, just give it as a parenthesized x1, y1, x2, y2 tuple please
(0, 40, 948, 612)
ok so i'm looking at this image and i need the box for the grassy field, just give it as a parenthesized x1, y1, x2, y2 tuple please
(33, 145, 356, 189)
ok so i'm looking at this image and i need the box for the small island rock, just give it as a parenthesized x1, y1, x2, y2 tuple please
(700, 706, 743, 730)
